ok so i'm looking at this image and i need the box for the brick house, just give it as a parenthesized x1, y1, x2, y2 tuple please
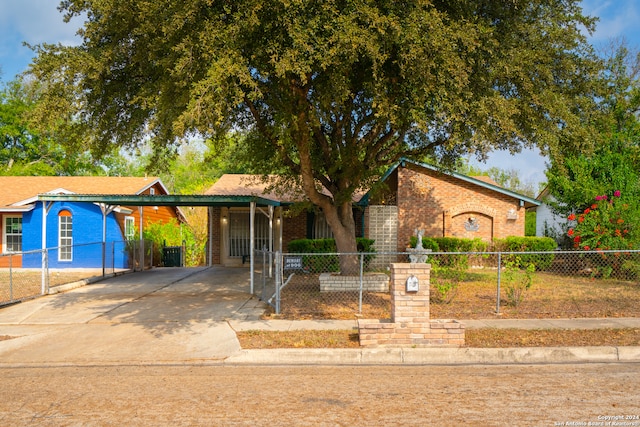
(364, 159, 540, 254)
(205, 159, 539, 266)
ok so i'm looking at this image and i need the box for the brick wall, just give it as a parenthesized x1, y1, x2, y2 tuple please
(395, 164, 525, 251)
(282, 211, 307, 251)
(358, 263, 465, 347)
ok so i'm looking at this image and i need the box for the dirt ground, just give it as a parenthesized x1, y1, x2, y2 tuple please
(1, 364, 639, 426)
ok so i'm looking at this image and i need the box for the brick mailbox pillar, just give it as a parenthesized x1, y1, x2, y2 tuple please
(358, 263, 465, 347)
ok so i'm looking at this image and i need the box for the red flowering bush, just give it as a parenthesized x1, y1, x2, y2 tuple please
(567, 191, 636, 251)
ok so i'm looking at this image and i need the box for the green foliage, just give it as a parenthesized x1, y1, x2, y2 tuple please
(409, 236, 488, 253)
(30, 0, 601, 254)
(525, 211, 537, 236)
(456, 160, 538, 198)
(142, 219, 204, 267)
(502, 258, 535, 307)
(546, 43, 640, 218)
(287, 238, 376, 273)
(409, 236, 488, 269)
(494, 236, 557, 270)
(430, 259, 465, 305)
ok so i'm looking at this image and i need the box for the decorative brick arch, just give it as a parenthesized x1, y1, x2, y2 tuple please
(447, 202, 498, 219)
(444, 203, 497, 241)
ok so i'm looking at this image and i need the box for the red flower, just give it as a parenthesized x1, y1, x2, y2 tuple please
(578, 216, 585, 223)
(574, 236, 581, 243)
(591, 204, 598, 210)
(584, 208, 591, 215)
(583, 245, 590, 250)
(568, 229, 574, 236)
(568, 213, 576, 221)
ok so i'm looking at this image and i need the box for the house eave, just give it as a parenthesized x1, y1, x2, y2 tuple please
(0, 206, 35, 213)
(36, 194, 287, 207)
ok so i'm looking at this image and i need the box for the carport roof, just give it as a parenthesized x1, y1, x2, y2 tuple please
(36, 193, 286, 207)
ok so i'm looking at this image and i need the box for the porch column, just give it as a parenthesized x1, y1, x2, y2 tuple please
(268, 205, 274, 277)
(99, 204, 116, 277)
(207, 206, 214, 267)
(278, 207, 283, 252)
(250, 201, 255, 294)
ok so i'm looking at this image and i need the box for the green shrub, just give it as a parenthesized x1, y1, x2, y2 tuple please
(286, 238, 376, 273)
(430, 260, 462, 304)
(502, 258, 535, 307)
(408, 236, 488, 269)
(494, 236, 557, 270)
(142, 219, 202, 267)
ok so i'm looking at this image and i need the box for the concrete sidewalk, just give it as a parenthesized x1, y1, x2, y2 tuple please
(228, 317, 640, 332)
(0, 267, 638, 366)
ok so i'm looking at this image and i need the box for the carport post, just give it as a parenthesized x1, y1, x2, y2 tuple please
(99, 204, 116, 277)
(250, 201, 255, 294)
(41, 200, 53, 294)
(139, 206, 144, 271)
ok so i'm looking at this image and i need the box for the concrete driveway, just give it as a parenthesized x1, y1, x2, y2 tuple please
(0, 267, 266, 365)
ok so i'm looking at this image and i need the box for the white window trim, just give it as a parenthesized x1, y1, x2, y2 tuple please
(2, 215, 22, 254)
(124, 216, 135, 240)
(58, 214, 73, 262)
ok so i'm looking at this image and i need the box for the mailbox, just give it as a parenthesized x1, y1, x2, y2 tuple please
(406, 275, 419, 292)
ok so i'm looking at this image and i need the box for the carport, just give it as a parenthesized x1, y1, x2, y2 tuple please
(36, 193, 286, 293)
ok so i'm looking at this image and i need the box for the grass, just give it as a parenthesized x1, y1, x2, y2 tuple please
(237, 328, 640, 349)
(267, 268, 640, 320)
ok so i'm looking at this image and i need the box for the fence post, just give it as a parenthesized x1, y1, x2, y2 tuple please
(358, 252, 364, 314)
(275, 251, 282, 315)
(102, 241, 106, 277)
(496, 251, 502, 315)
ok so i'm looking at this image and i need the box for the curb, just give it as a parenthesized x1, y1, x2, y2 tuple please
(224, 346, 640, 365)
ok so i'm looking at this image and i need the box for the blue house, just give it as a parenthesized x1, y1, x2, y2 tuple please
(0, 176, 182, 269)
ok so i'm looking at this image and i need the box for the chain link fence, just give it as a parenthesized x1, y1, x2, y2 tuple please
(0, 240, 155, 307)
(252, 249, 640, 320)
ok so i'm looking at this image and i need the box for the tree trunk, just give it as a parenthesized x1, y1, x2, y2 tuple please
(322, 201, 359, 275)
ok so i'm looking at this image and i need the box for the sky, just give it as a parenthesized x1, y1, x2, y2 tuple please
(1, 0, 640, 188)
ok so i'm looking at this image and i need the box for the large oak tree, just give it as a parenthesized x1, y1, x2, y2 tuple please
(29, 0, 601, 267)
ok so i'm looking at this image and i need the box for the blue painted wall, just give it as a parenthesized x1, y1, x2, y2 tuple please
(22, 201, 130, 268)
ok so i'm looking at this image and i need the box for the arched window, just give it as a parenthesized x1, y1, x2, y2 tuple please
(58, 210, 73, 261)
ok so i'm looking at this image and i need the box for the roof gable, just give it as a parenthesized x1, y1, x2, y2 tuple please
(0, 176, 164, 208)
(363, 158, 540, 207)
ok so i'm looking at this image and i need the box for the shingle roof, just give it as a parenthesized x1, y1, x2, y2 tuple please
(205, 174, 367, 204)
(471, 175, 501, 187)
(205, 175, 305, 203)
(0, 176, 163, 208)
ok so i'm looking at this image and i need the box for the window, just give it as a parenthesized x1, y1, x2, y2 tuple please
(228, 211, 270, 257)
(313, 211, 334, 239)
(3, 216, 22, 253)
(124, 216, 135, 240)
(58, 211, 73, 261)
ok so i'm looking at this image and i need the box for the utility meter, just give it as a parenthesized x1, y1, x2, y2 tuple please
(406, 275, 419, 292)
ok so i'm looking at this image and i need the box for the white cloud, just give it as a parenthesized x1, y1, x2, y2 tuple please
(0, 0, 82, 80)
(581, 0, 640, 47)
